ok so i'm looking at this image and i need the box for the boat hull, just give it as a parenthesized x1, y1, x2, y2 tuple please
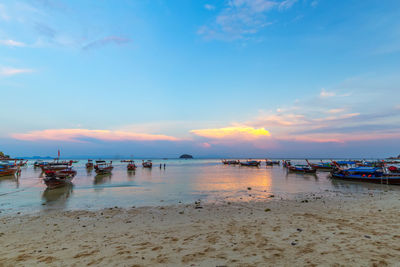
(0, 169, 17, 177)
(288, 167, 316, 173)
(95, 167, 113, 174)
(331, 173, 400, 185)
(44, 176, 74, 188)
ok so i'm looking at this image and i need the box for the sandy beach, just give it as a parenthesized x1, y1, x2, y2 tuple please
(1, 189, 400, 266)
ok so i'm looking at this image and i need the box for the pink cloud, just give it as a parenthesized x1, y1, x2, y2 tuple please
(0, 67, 33, 76)
(11, 128, 180, 142)
(191, 126, 270, 140)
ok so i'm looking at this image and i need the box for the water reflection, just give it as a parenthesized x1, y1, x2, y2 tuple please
(42, 184, 73, 207)
(0, 175, 18, 186)
(127, 170, 136, 178)
(94, 174, 112, 185)
(3, 159, 400, 214)
(285, 172, 318, 180)
(86, 168, 93, 176)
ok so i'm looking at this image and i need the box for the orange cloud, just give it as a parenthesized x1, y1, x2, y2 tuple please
(11, 128, 180, 142)
(191, 126, 270, 140)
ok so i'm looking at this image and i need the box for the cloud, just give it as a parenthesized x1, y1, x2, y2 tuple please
(11, 129, 180, 142)
(319, 88, 336, 98)
(0, 4, 10, 21)
(198, 0, 297, 40)
(0, 39, 26, 47)
(191, 126, 270, 140)
(279, 0, 298, 10)
(83, 36, 131, 50)
(327, 108, 346, 114)
(204, 4, 215, 10)
(0, 67, 33, 76)
(35, 22, 57, 38)
(310, 1, 318, 8)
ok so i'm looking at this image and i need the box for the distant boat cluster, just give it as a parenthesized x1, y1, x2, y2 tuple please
(222, 158, 400, 185)
(0, 158, 156, 189)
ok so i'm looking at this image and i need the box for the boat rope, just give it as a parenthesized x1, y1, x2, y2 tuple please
(0, 177, 42, 197)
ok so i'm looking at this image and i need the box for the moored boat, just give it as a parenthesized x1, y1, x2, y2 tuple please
(34, 160, 46, 168)
(41, 160, 72, 172)
(306, 159, 334, 171)
(288, 164, 316, 173)
(86, 159, 94, 169)
(44, 167, 76, 188)
(94, 161, 113, 174)
(127, 160, 137, 170)
(222, 159, 240, 165)
(0, 163, 18, 177)
(239, 160, 261, 167)
(142, 160, 152, 168)
(330, 166, 400, 185)
(265, 159, 280, 166)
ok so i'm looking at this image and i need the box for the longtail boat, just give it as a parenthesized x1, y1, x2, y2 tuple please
(44, 167, 76, 188)
(0, 163, 18, 177)
(94, 161, 113, 174)
(330, 166, 400, 185)
(335, 160, 357, 166)
(265, 159, 280, 166)
(387, 166, 400, 174)
(306, 159, 334, 171)
(41, 160, 72, 172)
(288, 164, 316, 173)
(222, 159, 240, 165)
(86, 159, 94, 169)
(356, 161, 384, 168)
(127, 160, 137, 170)
(239, 160, 261, 167)
(142, 160, 152, 168)
(34, 160, 46, 168)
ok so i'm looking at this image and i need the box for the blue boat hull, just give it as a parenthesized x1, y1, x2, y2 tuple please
(331, 173, 400, 185)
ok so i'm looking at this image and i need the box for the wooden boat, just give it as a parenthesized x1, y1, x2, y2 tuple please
(41, 160, 72, 172)
(86, 159, 94, 169)
(0, 163, 18, 177)
(331, 167, 400, 185)
(239, 160, 261, 167)
(356, 161, 384, 168)
(387, 166, 400, 174)
(306, 159, 334, 171)
(34, 160, 46, 168)
(127, 160, 137, 170)
(142, 160, 152, 168)
(265, 159, 280, 166)
(335, 160, 357, 166)
(121, 160, 131, 163)
(288, 164, 316, 173)
(94, 161, 113, 174)
(222, 159, 240, 165)
(44, 167, 76, 188)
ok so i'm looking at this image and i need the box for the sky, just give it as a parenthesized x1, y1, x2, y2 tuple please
(0, 0, 400, 158)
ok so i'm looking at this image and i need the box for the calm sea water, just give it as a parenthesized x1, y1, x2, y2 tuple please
(0, 159, 398, 215)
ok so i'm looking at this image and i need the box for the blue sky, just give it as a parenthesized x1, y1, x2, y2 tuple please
(0, 0, 399, 158)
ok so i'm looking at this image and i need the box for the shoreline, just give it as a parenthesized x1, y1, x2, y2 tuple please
(1, 190, 399, 266)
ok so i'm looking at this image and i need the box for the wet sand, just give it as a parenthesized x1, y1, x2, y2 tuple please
(1, 190, 399, 266)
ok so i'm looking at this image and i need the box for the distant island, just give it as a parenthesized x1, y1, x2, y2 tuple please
(179, 154, 193, 159)
(388, 154, 400, 159)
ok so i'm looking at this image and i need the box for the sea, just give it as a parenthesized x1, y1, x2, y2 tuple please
(0, 159, 398, 215)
